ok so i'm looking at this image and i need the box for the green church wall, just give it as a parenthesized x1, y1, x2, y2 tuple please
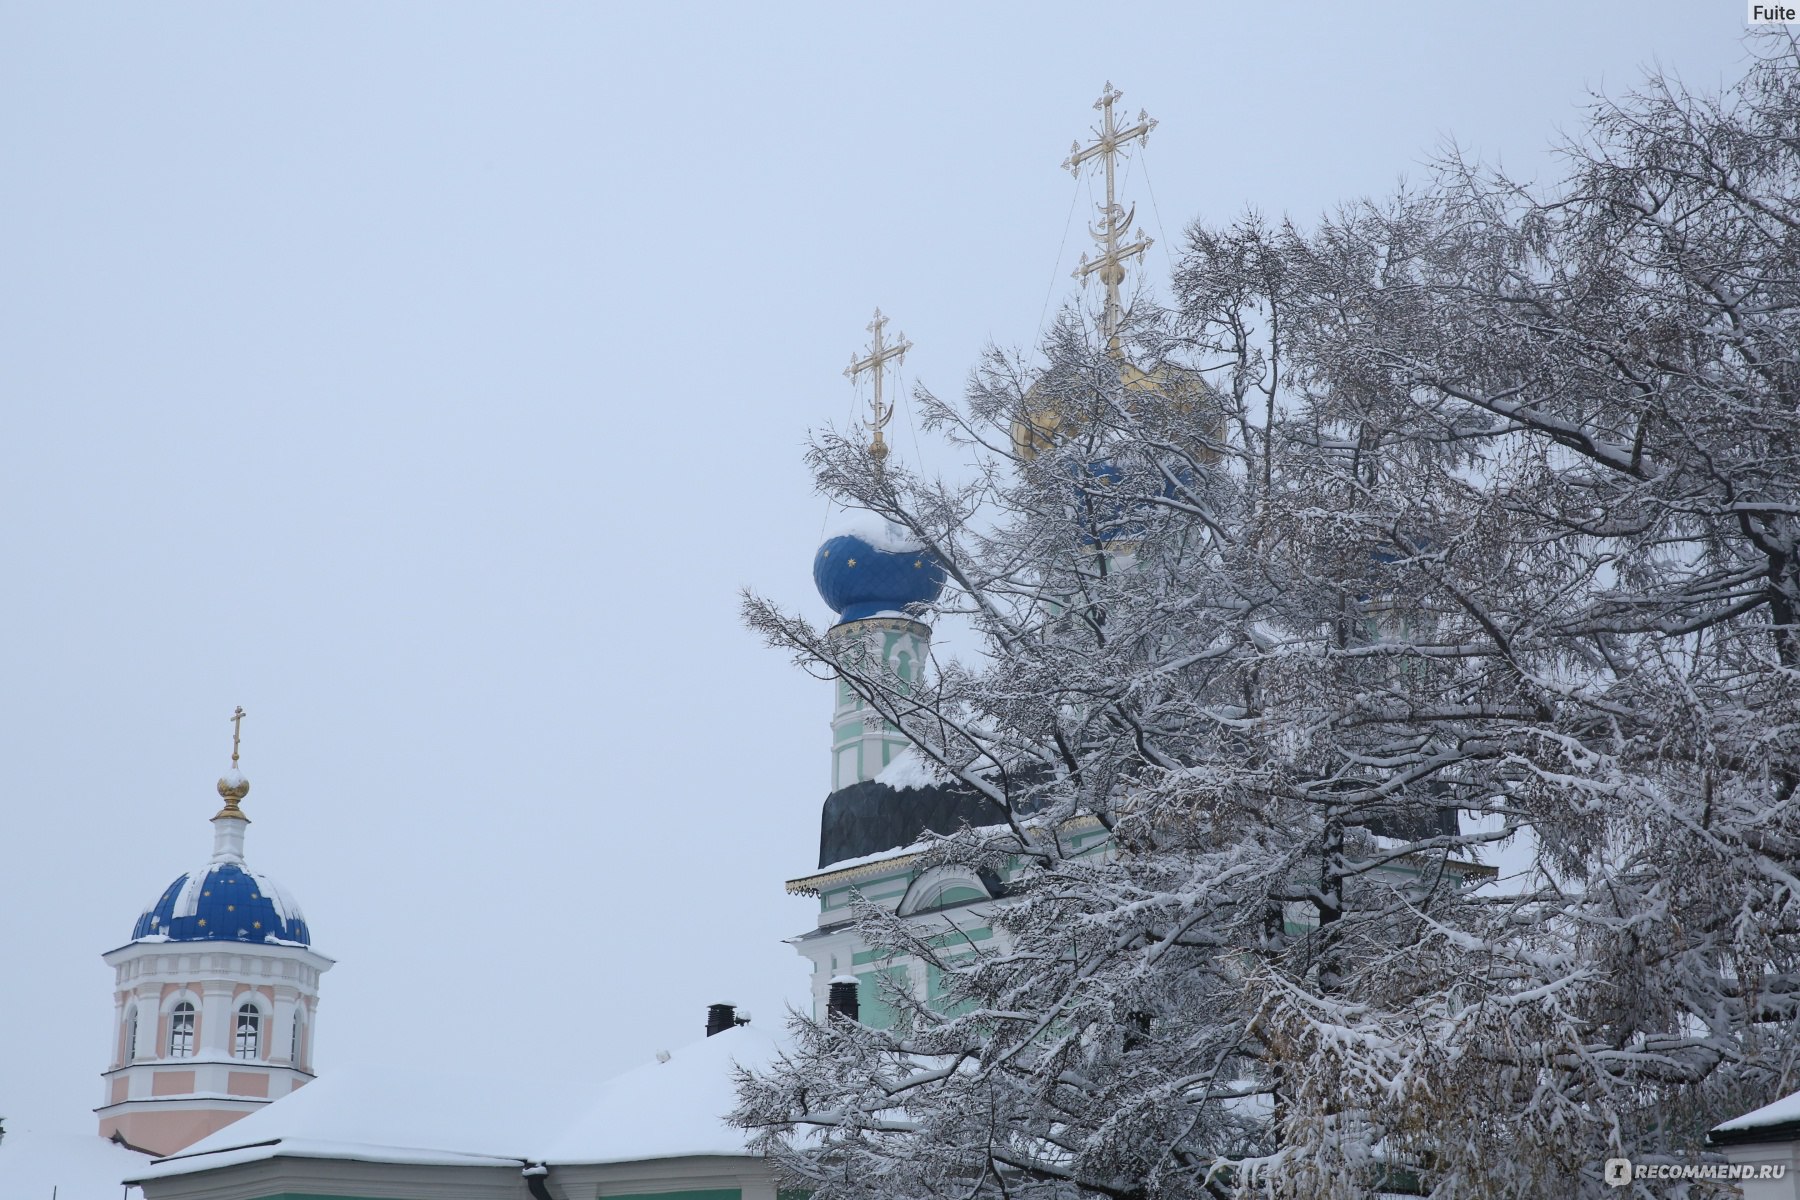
(855, 965, 910, 1027)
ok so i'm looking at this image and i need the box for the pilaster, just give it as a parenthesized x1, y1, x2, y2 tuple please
(270, 989, 298, 1065)
(200, 980, 235, 1056)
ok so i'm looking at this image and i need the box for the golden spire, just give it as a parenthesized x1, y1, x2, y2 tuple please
(844, 308, 912, 476)
(1064, 82, 1156, 350)
(214, 705, 250, 820)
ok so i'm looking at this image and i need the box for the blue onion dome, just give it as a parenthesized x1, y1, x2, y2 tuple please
(814, 517, 946, 624)
(132, 863, 311, 946)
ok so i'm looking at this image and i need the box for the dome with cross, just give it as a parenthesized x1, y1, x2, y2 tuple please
(128, 708, 313, 947)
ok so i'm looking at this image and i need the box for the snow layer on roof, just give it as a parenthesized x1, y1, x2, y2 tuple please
(1714, 1087, 1800, 1135)
(825, 514, 925, 554)
(874, 747, 948, 792)
(543, 1024, 784, 1165)
(804, 838, 931, 878)
(134, 1026, 787, 1180)
(130, 1057, 582, 1180)
(0, 1128, 150, 1199)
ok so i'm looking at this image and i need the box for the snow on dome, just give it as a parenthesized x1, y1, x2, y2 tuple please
(823, 513, 926, 553)
(874, 747, 949, 792)
(132, 862, 311, 946)
(814, 515, 945, 624)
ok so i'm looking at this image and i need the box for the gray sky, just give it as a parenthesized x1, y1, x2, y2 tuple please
(0, 2, 1758, 1133)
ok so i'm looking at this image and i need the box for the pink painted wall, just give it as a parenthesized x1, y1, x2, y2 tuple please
(99, 1107, 245, 1158)
(151, 1070, 195, 1097)
(226, 1070, 270, 1098)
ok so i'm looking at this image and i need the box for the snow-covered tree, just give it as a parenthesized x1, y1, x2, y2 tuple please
(737, 40, 1800, 1200)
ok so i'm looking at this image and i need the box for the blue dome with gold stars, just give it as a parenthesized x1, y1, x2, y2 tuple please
(133, 862, 312, 946)
(814, 523, 946, 624)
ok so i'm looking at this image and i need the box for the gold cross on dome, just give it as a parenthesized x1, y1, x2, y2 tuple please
(1064, 82, 1156, 348)
(844, 308, 912, 473)
(229, 706, 246, 767)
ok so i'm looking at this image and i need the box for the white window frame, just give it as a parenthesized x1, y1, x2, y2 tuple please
(233, 1002, 262, 1060)
(168, 1001, 196, 1058)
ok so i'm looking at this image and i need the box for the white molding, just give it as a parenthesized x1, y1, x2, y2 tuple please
(896, 865, 990, 917)
(161, 989, 202, 1016)
(228, 991, 269, 1016)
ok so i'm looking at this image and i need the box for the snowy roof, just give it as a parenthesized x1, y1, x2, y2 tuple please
(126, 1059, 570, 1181)
(874, 748, 949, 792)
(0, 1128, 150, 1200)
(1713, 1087, 1800, 1141)
(788, 839, 931, 893)
(543, 1023, 783, 1165)
(131, 1025, 786, 1182)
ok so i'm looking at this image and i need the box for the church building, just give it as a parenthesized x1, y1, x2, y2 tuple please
(2, 80, 1553, 1200)
(96, 709, 331, 1158)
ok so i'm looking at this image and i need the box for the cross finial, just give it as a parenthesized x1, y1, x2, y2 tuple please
(229, 706, 246, 768)
(1063, 82, 1156, 350)
(843, 308, 913, 476)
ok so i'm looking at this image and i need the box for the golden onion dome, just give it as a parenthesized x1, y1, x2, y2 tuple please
(1011, 357, 1222, 463)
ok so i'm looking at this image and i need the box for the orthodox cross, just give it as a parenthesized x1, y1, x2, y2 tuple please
(844, 308, 912, 474)
(229, 705, 246, 767)
(1064, 82, 1156, 348)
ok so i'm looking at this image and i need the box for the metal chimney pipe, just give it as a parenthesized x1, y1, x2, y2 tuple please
(706, 1003, 738, 1037)
(827, 976, 860, 1023)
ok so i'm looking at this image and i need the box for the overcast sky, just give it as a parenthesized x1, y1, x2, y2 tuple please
(0, 2, 1760, 1134)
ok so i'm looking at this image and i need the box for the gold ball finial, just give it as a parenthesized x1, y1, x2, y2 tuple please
(213, 706, 251, 821)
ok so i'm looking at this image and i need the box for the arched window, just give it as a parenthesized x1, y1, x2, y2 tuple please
(168, 1001, 195, 1057)
(233, 1003, 261, 1059)
(125, 1007, 138, 1063)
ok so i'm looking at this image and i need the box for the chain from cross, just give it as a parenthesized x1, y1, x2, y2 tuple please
(843, 308, 913, 472)
(1064, 82, 1157, 346)
(229, 706, 247, 767)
